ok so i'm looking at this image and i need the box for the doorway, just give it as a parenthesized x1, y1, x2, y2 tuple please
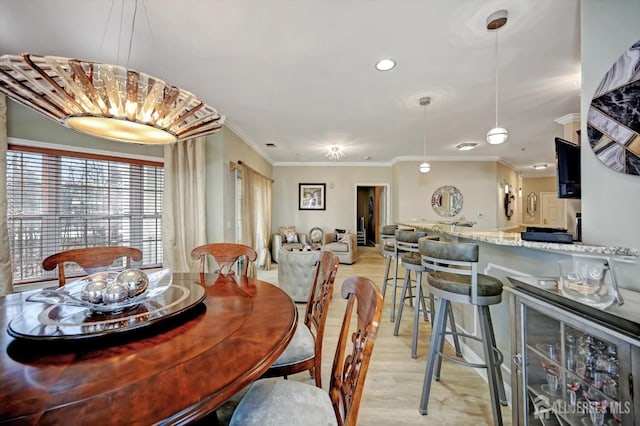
(541, 192, 567, 228)
(355, 184, 389, 247)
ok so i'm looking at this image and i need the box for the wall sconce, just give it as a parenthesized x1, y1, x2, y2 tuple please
(504, 182, 510, 193)
(518, 187, 522, 197)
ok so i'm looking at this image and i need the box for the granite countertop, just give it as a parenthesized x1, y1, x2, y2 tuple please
(398, 221, 639, 258)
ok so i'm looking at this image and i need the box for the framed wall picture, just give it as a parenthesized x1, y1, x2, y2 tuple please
(299, 183, 326, 210)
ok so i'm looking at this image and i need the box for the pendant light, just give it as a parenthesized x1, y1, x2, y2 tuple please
(486, 10, 508, 145)
(419, 96, 431, 173)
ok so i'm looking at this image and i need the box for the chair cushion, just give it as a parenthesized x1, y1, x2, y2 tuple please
(383, 241, 395, 253)
(333, 228, 347, 242)
(323, 242, 348, 253)
(282, 242, 304, 251)
(230, 378, 337, 426)
(395, 230, 427, 243)
(380, 224, 398, 236)
(427, 271, 503, 297)
(401, 252, 422, 266)
(270, 322, 314, 367)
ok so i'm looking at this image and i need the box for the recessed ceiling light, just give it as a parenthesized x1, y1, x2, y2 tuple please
(456, 143, 477, 151)
(533, 164, 548, 170)
(375, 58, 396, 71)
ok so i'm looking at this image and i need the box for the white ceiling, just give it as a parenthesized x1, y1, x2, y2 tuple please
(0, 0, 581, 176)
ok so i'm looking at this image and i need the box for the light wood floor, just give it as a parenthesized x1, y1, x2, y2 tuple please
(217, 246, 513, 425)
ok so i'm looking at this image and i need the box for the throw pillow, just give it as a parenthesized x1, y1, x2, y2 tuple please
(285, 232, 299, 243)
(334, 228, 347, 242)
(279, 225, 296, 240)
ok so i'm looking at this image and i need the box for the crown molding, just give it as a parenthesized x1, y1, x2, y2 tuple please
(554, 113, 580, 126)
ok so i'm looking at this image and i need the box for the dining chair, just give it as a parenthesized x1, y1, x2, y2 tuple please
(190, 243, 257, 276)
(230, 276, 384, 426)
(42, 246, 143, 287)
(261, 250, 339, 388)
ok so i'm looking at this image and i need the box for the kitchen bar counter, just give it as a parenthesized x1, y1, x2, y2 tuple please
(398, 221, 639, 258)
(395, 220, 638, 400)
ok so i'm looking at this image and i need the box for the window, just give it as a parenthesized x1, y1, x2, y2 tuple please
(235, 168, 243, 244)
(7, 145, 164, 284)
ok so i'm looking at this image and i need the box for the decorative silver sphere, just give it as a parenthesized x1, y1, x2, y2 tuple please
(116, 269, 149, 298)
(81, 279, 108, 303)
(103, 283, 129, 304)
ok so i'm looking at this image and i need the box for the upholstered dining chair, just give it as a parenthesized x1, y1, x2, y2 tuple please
(230, 276, 384, 426)
(42, 246, 143, 287)
(262, 250, 339, 388)
(190, 243, 257, 276)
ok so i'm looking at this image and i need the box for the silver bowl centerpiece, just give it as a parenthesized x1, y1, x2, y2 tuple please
(28, 268, 172, 313)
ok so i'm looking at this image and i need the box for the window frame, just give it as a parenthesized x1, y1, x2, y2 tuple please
(7, 142, 164, 285)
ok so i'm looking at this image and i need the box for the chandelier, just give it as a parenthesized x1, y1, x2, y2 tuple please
(0, 53, 224, 144)
(486, 9, 509, 145)
(327, 146, 345, 160)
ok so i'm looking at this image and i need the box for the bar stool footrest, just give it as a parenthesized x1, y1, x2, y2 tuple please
(437, 331, 504, 367)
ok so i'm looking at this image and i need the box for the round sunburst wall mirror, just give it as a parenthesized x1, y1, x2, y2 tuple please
(587, 40, 640, 175)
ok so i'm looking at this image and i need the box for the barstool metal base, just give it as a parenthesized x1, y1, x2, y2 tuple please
(393, 265, 463, 359)
(420, 298, 506, 425)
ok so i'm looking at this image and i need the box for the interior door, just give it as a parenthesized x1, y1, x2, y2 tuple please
(541, 192, 567, 228)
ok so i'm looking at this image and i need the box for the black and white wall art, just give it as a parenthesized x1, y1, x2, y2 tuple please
(588, 40, 640, 175)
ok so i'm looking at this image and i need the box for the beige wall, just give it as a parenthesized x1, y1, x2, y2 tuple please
(379, 160, 502, 230)
(272, 165, 391, 237)
(205, 127, 274, 244)
(521, 176, 556, 225)
(272, 160, 526, 234)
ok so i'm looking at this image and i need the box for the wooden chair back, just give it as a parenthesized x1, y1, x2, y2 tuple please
(42, 246, 143, 287)
(190, 243, 257, 276)
(330, 276, 383, 426)
(303, 250, 339, 386)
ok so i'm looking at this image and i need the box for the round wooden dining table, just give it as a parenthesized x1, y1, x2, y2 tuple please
(0, 273, 297, 425)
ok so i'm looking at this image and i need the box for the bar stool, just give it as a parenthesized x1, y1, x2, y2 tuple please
(380, 224, 398, 312)
(393, 234, 462, 359)
(387, 229, 423, 323)
(418, 239, 507, 426)
(380, 225, 414, 322)
(392, 232, 433, 358)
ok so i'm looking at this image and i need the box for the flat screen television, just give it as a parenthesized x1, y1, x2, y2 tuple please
(555, 137, 581, 199)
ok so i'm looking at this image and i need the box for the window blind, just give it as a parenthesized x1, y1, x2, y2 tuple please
(7, 146, 164, 284)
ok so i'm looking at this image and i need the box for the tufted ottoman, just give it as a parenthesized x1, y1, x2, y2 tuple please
(277, 248, 323, 302)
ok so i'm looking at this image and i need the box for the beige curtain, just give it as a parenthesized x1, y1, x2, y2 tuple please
(0, 95, 12, 295)
(240, 164, 272, 272)
(162, 137, 207, 273)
